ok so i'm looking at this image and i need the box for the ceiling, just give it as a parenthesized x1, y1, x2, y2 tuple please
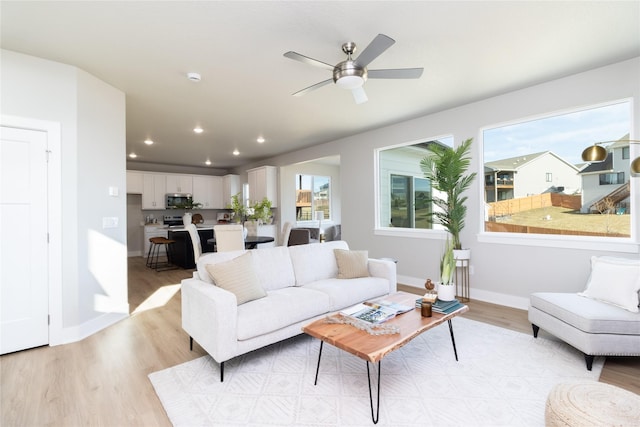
(2, 1, 639, 171)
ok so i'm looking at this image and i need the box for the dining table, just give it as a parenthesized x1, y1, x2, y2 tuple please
(207, 235, 275, 250)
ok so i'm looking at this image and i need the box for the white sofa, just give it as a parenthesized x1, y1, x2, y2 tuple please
(181, 240, 397, 380)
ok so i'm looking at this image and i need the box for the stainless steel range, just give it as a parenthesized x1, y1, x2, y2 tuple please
(163, 215, 184, 227)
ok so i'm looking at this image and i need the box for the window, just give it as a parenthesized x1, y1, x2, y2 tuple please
(295, 174, 330, 221)
(378, 136, 453, 229)
(599, 172, 625, 185)
(483, 100, 632, 239)
(622, 146, 630, 160)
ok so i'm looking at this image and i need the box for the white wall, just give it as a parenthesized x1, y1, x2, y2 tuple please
(254, 57, 640, 309)
(1, 49, 128, 343)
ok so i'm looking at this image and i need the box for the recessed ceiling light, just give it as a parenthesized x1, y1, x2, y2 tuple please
(187, 72, 201, 82)
(144, 139, 154, 145)
(205, 159, 211, 165)
(233, 149, 240, 156)
(129, 153, 137, 158)
(193, 127, 203, 134)
(257, 136, 265, 143)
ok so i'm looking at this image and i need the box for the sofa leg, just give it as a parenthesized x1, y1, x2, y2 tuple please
(532, 324, 540, 338)
(584, 354, 594, 371)
(220, 361, 224, 382)
(189, 336, 193, 351)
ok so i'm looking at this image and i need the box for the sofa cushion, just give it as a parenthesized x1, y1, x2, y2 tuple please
(530, 292, 640, 335)
(205, 252, 267, 305)
(578, 256, 640, 313)
(197, 249, 247, 284)
(288, 240, 349, 286)
(236, 287, 331, 340)
(249, 245, 296, 291)
(304, 277, 390, 312)
(334, 249, 369, 279)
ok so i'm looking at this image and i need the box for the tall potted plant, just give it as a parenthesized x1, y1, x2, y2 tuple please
(420, 137, 476, 254)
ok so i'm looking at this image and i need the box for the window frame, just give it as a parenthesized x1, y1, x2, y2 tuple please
(374, 135, 454, 241)
(477, 98, 637, 253)
(295, 174, 331, 224)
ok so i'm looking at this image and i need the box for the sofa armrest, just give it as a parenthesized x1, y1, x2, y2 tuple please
(181, 277, 238, 363)
(367, 258, 397, 293)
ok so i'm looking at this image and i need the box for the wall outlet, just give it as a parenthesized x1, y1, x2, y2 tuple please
(102, 217, 118, 228)
(469, 265, 475, 275)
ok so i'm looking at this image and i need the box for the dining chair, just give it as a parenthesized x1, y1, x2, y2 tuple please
(279, 221, 293, 246)
(213, 224, 245, 252)
(186, 223, 202, 261)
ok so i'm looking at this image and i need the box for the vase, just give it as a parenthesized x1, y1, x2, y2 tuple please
(182, 212, 192, 226)
(437, 282, 456, 301)
(244, 220, 258, 237)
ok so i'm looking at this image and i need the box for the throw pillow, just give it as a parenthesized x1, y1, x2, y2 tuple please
(334, 249, 369, 279)
(205, 252, 266, 305)
(578, 256, 640, 313)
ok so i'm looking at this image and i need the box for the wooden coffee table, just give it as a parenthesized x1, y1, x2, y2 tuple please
(302, 291, 468, 424)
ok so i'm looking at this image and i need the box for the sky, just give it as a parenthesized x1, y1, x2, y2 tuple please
(482, 101, 632, 164)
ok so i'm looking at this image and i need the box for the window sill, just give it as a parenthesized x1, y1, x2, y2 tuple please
(478, 232, 639, 254)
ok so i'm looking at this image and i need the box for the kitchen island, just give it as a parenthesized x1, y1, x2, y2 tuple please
(167, 225, 214, 269)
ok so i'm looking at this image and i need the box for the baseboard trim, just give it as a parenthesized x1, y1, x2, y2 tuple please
(397, 274, 529, 310)
(51, 310, 129, 346)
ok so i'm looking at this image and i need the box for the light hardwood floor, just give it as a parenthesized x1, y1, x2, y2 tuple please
(1, 257, 638, 426)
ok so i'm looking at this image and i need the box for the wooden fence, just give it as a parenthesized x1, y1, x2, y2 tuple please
(487, 193, 581, 218)
(485, 221, 628, 238)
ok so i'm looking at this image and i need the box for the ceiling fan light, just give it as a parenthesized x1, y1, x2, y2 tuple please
(336, 75, 364, 90)
(581, 144, 607, 162)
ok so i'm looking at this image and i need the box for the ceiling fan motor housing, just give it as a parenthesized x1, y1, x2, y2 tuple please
(333, 60, 368, 89)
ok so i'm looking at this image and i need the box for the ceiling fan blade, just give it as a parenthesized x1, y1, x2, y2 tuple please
(368, 68, 424, 79)
(292, 78, 333, 97)
(283, 51, 335, 71)
(355, 34, 395, 67)
(352, 86, 368, 104)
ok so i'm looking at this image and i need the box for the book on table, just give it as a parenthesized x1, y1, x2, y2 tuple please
(415, 298, 464, 314)
(341, 299, 414, 324)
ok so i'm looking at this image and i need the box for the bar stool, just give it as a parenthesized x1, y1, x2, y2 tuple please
(146, 237, 177, 271)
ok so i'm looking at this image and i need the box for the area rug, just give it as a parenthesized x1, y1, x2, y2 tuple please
(149, 317, 604, 426)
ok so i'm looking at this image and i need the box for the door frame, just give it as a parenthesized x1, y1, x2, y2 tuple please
(2, 115, 62, 346)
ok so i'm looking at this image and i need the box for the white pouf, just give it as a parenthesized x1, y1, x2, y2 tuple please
(545, 381, 640, 426)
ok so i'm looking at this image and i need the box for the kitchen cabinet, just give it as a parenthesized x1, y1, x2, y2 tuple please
(166, 174, 193, 194)
(192, 176, 223, 209)
(223, 174, 240, 208)
(142, 174, 166, 209)
(247, 166, 278, 207)
(126, 171, 143, 194)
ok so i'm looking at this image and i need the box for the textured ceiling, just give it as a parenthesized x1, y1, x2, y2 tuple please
(2, 1, 639, 170)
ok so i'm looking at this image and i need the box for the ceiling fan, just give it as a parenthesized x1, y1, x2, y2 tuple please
(284, 34, 424, 104)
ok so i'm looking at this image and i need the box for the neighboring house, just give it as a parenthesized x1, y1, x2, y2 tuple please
(579, 135, 632, 213)
(484, 151, 582, 202)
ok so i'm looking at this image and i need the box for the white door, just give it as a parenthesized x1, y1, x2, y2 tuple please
(0, 126, 49, 354)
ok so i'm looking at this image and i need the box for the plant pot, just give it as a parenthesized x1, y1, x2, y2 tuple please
(244, 220, 258, 237)
(437, 282, 456, 301)
(453, 248, 470, 267)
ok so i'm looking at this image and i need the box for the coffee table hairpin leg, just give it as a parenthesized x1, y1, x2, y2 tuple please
(448, 319, 459, 361)
(366, 361, 382, 424)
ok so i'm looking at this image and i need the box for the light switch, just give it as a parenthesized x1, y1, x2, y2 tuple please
(102, 217, 119, 228)
(108, 186, 119, 197)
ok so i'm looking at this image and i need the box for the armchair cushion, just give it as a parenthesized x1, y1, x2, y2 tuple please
(578, 256, 640, 313)
(205, 252, 267, 305)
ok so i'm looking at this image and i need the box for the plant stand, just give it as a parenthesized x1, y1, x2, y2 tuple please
(455, 258, 470, 302)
